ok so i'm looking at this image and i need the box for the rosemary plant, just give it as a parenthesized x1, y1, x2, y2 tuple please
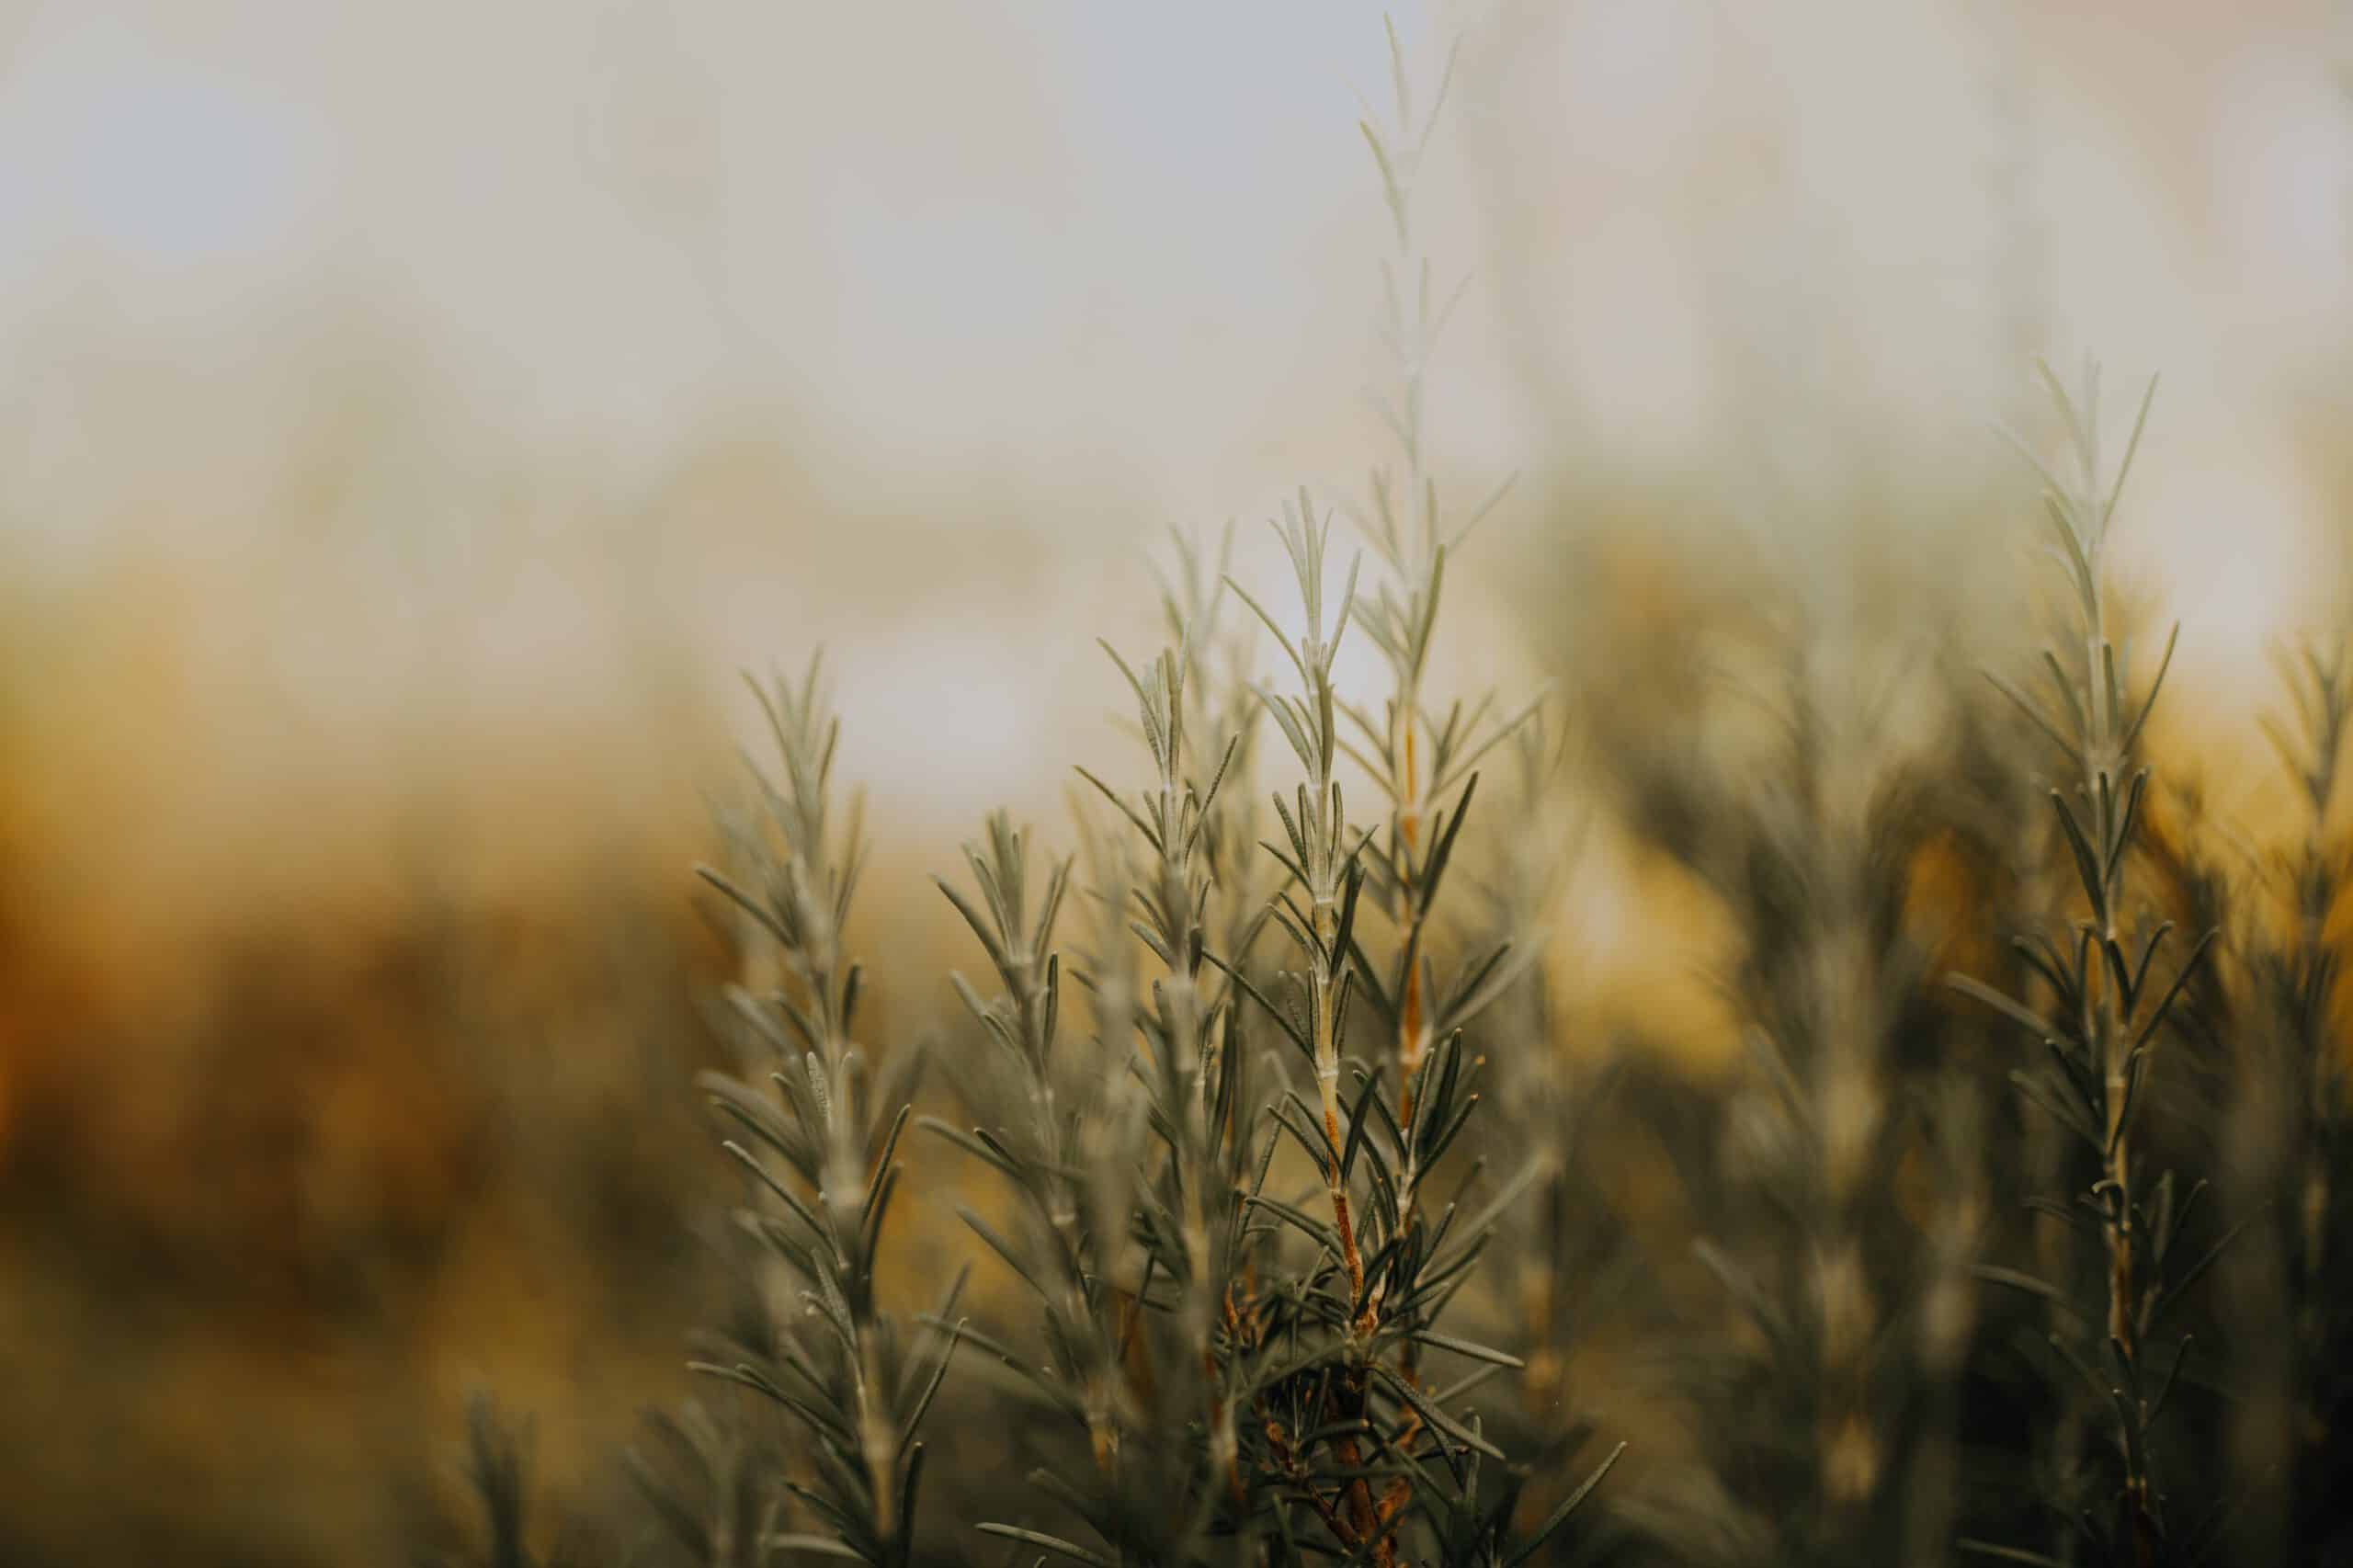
(423, 1392, 594, 1568)
(928, 581, 1272, 1562)
(688, 657, 968, 1568)
(1234, 496, 1624, 1566)
(2221, 636, 2353, 1562)
(1470, 712, 1621, 1407)
(628, 1389, 792, 1568)
(1597, 619, 2000, 1568)
(1294, 31, 1628, 1517)
(1950, 363, 2229, 1567)
(1343, 16, 1535, 1141)
(915, 468, 1620, 1568)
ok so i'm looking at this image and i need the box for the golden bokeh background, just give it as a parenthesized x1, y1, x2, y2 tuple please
(0, 1, 2347, 1561)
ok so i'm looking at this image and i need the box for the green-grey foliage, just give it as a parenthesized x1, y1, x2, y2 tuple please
(688, 655, 970, 1568)
(1949, 362, 2230, 1568)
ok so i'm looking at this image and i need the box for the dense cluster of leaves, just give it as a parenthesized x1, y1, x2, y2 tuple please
(906, 446, 1621, 1568)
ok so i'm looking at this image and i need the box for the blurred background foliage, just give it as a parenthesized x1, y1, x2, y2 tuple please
(2, 0, 2351, 1562)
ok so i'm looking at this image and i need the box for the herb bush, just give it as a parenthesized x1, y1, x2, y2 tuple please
(422, 21, 2353, 1568)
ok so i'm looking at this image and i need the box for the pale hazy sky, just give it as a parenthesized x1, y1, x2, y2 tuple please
(2, 0, 2348, 828)
(6, 1, 2343, 503)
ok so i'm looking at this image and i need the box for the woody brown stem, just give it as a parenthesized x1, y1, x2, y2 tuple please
(1319, 1091, 1371, 1328)
(1263, 1408, 1392, 1566)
